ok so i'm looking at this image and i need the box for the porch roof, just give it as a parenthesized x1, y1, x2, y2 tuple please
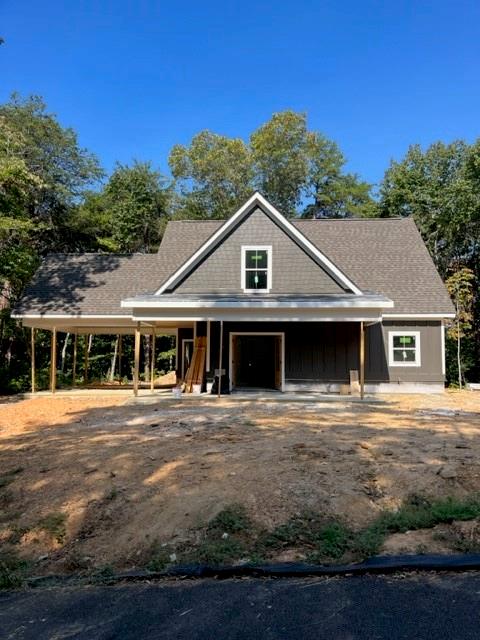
(121, 292, 393, 309)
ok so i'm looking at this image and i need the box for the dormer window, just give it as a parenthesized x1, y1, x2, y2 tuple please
(241, 245, 272, 292)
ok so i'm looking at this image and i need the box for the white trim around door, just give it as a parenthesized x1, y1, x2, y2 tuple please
(229, 331, 285, 392)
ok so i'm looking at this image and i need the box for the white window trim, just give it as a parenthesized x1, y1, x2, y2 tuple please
(388, 330, 421, 367)
(241, 245, 272, 293)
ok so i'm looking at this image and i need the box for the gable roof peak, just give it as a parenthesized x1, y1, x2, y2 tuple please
(155, 193, 363, 296)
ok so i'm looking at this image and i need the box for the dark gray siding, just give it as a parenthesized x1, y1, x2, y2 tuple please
(204, 319, 444, 387)
(378, 321, 444, 384)
(285, 323, 359, 382)
(175, 207, 344, 295)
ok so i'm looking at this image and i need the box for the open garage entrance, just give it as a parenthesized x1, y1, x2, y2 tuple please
(230, 332, 284, 391)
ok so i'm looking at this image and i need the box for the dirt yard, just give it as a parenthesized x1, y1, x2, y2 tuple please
(0, 391, 479, 572)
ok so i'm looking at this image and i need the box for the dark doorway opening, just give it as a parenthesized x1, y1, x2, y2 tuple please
(232, 334, 281, 390)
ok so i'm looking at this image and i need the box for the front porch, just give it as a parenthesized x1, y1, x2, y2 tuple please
(23, 316, 373, 400)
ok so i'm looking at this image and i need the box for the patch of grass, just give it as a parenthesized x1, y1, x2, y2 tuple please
(207, 504, 252, 535)
(257, 512, 353, 562)
(37, 512, 67, 544)
(88, 565, 115, 585)
(145, 541, 176, 572)
(0, 550, 29, 590)
(187, 538, 248, 566)
(0, 467, 24, 489)
(183, 505, 254, 566)
(354, 494, 480, 558)
(308, 522, 353, 562)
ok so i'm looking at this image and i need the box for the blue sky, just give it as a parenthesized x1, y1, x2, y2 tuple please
(1, 0, 479, 186)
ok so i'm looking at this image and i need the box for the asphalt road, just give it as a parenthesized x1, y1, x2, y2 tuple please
(1, 573, 480, 639)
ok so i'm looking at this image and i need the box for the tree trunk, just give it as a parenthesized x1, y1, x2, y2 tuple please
(143, 334, 151, 382)
(456, 300, 462, 389)
(457, 330, 462, 390)
(5, 337, 13, 368)
(109, 335, 119, 382)
(61, 332, 70, 373)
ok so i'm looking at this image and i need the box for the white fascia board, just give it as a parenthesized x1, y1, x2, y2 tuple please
(382, 313, 455, 319)
(121, 298, 393, 310)
(155, 192, 363, 296)
(132, 314, 383, 323)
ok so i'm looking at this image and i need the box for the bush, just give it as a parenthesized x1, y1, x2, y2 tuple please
(0, 550, 28, 590)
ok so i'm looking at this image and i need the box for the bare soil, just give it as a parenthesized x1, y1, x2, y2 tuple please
(0, 391, 479, 572)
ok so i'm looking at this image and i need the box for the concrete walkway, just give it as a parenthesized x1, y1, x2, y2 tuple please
(19, 387, 382, 404)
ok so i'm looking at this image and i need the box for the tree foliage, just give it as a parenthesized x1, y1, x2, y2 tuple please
(0, 95, 104, 391)
(104, 161, 170, 252)
(380, 141, 480, 383)
(250, 111, 309, 215)
(379, 141, 480, 274)
(169, 131, 252, 219)
(169, 110, 376, 219)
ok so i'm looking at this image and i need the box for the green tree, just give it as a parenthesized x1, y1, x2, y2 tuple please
(446, 267, 476, 388)
(250, 111, 309, 216)
(169, 130, 253, 219)
(0, 94, 103, 250)
(105, 161, 170, 252)
(0, 94, 103, 392)
(170, 111, 375, 219)
(71, 190, 113, 251)
(379, 141, 480, 273)
(380, 140, 480, 383)
(302, 132, 376, 218)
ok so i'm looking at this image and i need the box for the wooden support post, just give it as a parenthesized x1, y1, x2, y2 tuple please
(72, 333, 77, 387)
(150, 328, 156, 392)
(206, 320, 211, 372)
(217, 320, 224, 398)
(83, 335, 89, 385)
(360, 321, 365, 400)
(133, 324, 141, 397)
(118, 334, 123, 383)
(31, 327, 36, 394)
(50, 327, 57, 394)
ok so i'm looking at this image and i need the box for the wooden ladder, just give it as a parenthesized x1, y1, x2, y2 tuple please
(184, 336, 207, 393)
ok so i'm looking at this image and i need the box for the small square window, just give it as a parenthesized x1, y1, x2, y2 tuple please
(242, 246, 271, 292)
(389, 331, 421, 367)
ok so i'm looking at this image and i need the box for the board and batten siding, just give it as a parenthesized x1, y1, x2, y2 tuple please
(376, 321, 444, 384)
(203, 320, 444, 388)
(285, 322, 359, 382)
(174, 207, 344, 295)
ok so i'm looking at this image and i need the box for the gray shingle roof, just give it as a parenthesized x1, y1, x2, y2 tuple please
(14, 254, 162, 316)
(295, 218, 454, 314)
(14, 217, 454, 316)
